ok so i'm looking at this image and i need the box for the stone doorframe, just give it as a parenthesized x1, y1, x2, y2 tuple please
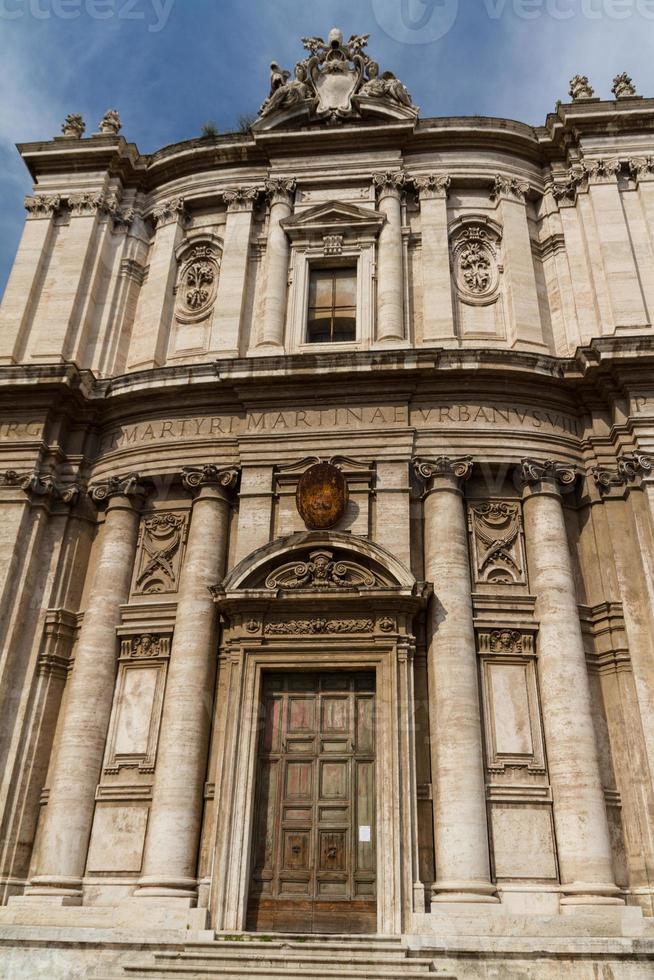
(207, 531, 430, 936)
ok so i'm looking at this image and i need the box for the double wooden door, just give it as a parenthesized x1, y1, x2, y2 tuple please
(247, 671, 377, 934)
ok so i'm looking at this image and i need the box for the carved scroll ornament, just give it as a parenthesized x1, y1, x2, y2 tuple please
(265, 549, 378, 591)
(134, 513, 186, 595)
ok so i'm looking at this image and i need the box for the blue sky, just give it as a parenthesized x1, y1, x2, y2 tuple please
(1, 0, 654, 298)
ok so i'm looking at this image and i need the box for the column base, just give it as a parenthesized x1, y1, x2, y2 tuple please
(560, 881, 625, 906)
(250, 343, 285, 357)
(431, 880, 500, 904)
(17, 876, 83, 904)
(133, 876, 198, 903)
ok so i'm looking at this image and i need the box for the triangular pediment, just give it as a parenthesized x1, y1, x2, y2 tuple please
(281, 200, 385, 240)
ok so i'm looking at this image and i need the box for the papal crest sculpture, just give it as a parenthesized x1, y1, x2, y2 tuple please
(256, 27, 419, 129)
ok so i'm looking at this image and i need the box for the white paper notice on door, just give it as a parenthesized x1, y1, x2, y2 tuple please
(358, 825, 371, 842)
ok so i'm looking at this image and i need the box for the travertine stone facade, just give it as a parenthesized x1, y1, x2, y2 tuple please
(1, 30, 654, 979)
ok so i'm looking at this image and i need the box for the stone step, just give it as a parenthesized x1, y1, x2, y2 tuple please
(159, 945, 414, 962)
(118, 969, 439, 980)
(149, 950, 436, 969)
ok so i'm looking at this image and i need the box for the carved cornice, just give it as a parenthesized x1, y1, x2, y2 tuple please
(591, 452, 652, 495)
(151, 196, 185, 227)
(372, 170, 407, 198)
(413, 455, 474, 488)
(88, 473, 149, 504)
(223, 186, 260, 212)
(491, 174, 529, 202)
(413, 173, 451, 201)
(181, 464, 240, 493)
(519, 458, 577, 489)
(24, 194, 61, 220)
(264, 177, 296, 206)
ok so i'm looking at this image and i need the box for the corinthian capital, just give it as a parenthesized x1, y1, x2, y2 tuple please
(264, 177, 297, 206)
(491, 174, 529, 202)
(88, 473, 149, 504)
(413, 173, 451, 201)
(182, 465, 240, 493)
(519, 458, 576, 489)
(223, 186, 260, 212)
(372, 170, 407, 198)
(24, 194, 61, 219)
(151, 196, 186, 227)
(413, 455, 473, 489)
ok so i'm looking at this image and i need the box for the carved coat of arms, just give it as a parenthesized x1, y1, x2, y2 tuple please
(296, 461, 348, 530)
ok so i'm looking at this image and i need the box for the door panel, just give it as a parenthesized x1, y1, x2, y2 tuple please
(247, 670, 376, 934)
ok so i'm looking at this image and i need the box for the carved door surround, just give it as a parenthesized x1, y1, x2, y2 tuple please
(207, 531, 430, 936)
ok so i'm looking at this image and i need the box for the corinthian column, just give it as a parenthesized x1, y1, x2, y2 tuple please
(26, 474, 147, 902)
(373, 171, 406, 344)
(414, 456, 497, 904)
(135, 464, 238, 901)
(255, 177, 296, 352)
(212, 187, 259, 356)
(520, 459, 622, 905)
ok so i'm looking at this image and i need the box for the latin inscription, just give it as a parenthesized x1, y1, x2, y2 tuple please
(97, 402, 582, 452)
(0, 420, 43, 440)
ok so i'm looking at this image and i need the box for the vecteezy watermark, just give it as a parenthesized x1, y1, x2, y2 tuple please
(0, 0, 175, 32)
(372, 0, 654, 44)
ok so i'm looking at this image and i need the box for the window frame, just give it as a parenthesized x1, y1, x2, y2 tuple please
(306, 263, 358, 345)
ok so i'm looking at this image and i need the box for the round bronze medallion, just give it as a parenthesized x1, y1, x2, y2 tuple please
(296, 462, 348, 530)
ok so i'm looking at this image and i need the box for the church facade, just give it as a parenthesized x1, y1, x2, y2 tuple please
(0, 29, 654, 978)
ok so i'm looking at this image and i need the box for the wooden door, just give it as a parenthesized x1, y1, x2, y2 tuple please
(247, 671, 376, 934)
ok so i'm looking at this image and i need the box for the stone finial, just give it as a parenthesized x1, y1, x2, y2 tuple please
(612, 72, 637, 99)
(61, 113, 86, 138)
(569, 75, 595, 101)
(98, 109, 122, 135)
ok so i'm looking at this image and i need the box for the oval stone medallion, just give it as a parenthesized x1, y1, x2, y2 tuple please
(296, 462, 348, 530)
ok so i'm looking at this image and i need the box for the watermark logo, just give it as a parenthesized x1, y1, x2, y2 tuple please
(372, 0, 460, 44)
(372, 0, 654, 43)
(0, 0, 175, 33)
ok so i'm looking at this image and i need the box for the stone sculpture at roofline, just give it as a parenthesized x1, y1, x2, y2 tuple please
(256, 28, 418, 129)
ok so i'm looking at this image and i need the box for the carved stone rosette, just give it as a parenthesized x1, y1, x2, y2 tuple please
(519, 458, 577, 489)
(181, 465, 240, 494)
(88, 473, 149, 504)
